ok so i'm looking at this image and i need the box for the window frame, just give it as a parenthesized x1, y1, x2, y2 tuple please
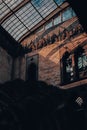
(61, 46, 87, 85)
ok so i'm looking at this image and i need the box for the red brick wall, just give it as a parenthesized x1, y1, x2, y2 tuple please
(19, 33, 87, 89)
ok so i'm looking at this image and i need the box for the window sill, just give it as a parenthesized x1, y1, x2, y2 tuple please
(59, 78, 87, 89)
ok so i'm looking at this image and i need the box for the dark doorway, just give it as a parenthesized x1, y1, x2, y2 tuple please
(26, 55, 38, 81)
(27, 63, 37, 81)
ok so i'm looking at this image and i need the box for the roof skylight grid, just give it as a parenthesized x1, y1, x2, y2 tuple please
(0, 1, 10, 19)
(0, 0, 23, 19)
(31, 0, 57, 18)
(15, 29, 28, 41)
(2, 14, 28, 40)
(0, 0, 70, 41)
(15, 2, 42, 29)
(3, 0, 23, 10)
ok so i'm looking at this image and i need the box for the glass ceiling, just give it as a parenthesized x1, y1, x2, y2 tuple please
(0, 0, 66, 42)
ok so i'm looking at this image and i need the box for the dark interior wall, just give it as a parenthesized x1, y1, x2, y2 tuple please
(13, 56, 26, 80)
(0, 26, 14, 83)
(0, 27, 14, 83)
(0, 26, 25, 83)
(0, 47, 12, 83)
(67, 0, 87, 33)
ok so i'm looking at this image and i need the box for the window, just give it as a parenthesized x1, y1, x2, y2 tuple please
(36, 26, 44, 33)
(61, 51, 75, 84)
(45, 21, 53, 30)
(54, 0, 65, 5)
(61, 46, 87, 85)
(72, 10, 76, 17)
(77, 48, 87, 79)
(65, 55, 75, 82)
(62, 8, 73, 22)
(54, 15, 61, 25)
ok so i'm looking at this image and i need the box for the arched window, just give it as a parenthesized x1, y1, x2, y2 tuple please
(75, 46, 87, 79)
(61, 46, 87, 85)
(61, 51, 75, 84)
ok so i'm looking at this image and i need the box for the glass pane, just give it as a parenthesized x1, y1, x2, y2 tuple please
(62, 8, 73, 21)
(78, 57, 83, 69)
(29, 17, 42, 29)
(83, 55, 87, 68)
(4, 0, 23, 10)
(0, 0, 23, 19)
(0, 2, 10, 19)
(78, 54, 87, 79)
(54, 15, 61, 25)
(15, 29, 28, 40)
(45, 21, 53, 30)
(42, 5, 56, 18)
(1, 13, 28, 41)
(72, 10, 76, 17)
(16, 2, 42, 29)
(54, 0, 65, 5)
(66, 55, 75, 81)
(32, 0, 57, 18)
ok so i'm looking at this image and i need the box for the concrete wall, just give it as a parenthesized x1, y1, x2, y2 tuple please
(0, 47, 12, 83)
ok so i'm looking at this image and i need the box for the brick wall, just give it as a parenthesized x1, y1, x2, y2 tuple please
(23, 42, 61, 87)
(20, 33, 87, 89)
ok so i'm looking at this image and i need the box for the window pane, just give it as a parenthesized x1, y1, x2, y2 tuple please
(54, 0, 65, 5)
(0, 0, 23, 19)
(45, 21, 53, 30)
(0, 2, 10, 19)
(62, 8, 73, 21)
(32, 0, 57, 18)
(54, 15, 61, 25)
(16, 2, 42, 30)
(2, 14, 28, 41)
(4, 0, 23, 10)
(78, 53, 87, 78)
(65, 56, 75, 82)
(72, 10, 76, 17)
